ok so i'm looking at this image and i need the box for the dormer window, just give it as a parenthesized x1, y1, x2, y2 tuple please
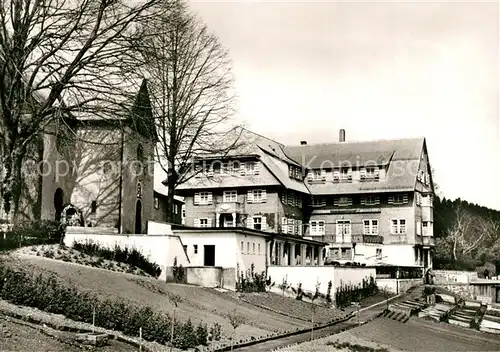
(339, 168, 352, 182)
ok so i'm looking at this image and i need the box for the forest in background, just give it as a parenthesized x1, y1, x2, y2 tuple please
(433, 197, 500, 276)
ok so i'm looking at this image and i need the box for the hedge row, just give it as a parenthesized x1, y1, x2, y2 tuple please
(0, 261, 214, 349)
(0, 221, 64, 252)
(72, 240, 161, 278)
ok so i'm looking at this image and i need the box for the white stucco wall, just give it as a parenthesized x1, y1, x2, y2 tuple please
(267, 266, 375, 295)
(382, 244, 417, 267)
(235, 233, 267, 274)
(353, 244, 384, 266)
(179, 232, 238, 268)
(334, 267, 377, 289)
(64, 226, 189, 280)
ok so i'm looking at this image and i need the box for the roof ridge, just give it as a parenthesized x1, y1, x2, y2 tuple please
(242, 127, 285, 147)
(285, 136, 425, 147)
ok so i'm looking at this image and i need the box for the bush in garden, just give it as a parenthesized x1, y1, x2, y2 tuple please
(326, 280, 333, 306)
(235, 263, 266, 293)
(0, 221, 65, 252)
(72, 240, 161, 278)
(0, 262, 207, 349)
(335, 276, 378, 308)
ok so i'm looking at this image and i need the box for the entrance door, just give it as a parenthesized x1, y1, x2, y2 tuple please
(204, 245, 215, 266)
(54, 188, 64, 221)
(135, 200, 142, 234)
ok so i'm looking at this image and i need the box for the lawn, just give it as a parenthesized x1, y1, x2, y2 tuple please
(5, 254, 347, 348)
(238, 292, 344, 325)
(0, 314, 137, 352)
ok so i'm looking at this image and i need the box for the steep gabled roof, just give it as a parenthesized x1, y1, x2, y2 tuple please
(284, 137, 425, 168)
(284, 137, 426, 195)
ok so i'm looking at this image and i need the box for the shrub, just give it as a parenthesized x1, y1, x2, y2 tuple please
(235, 263, 266, 293)
(0, 221, 65, 252)
(335, 276, 378, 308)
(0, 262, 206, 349)
(72, 240, 161, 278)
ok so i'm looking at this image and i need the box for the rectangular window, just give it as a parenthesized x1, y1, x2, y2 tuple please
(388, 194, 409, 205)
(334, 196, 352, 207)
(363, 219, 378, 234)
(376, 248, 382, 259)
(253, 243, 255, 254)
(391, 219, 407, 234)
(200, 219, 209, 228)
(253, 216, 262, 230)
(240, 241, 244, 251)
(193, 245, 198, 254)
(247, 242, 250, 253)
(336, 220, 352, 242)
(312, 196, 326, 207)
(287, 192, 294, 205)
(423, 221, 429, 236)
(249, 189, 266, 203)
(288, 165, 294, 177)
(195, 192, 212, 205)
(258, 243, 261, 254)
(310, 220, 325, 235)
(223, 190, 238, 202)
(361, 196, 380, 206)
(340, 168, 352, 181)
(246, 162, 256, 174)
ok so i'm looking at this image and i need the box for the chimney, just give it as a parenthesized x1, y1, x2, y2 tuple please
(300, 141, 307, 145)
(339, 129, 346, 142)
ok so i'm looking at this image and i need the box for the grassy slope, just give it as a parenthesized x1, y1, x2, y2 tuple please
(0, 315, 137, 352)
(7, 254, 312, 342)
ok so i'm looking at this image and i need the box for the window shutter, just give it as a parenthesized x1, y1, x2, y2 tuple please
(282, 217, 287, 233)
(403, 194, 409, 204)
(261, 190, 267, 202)
(261, 217, 267, 231)
(240, 163, 246, 175)
(247, 216, 254, 229)
(281, 192, 286, 204)
(208, 218, 213, 227)
(207, 193, 213, 204)
(388, 196, 394, 204)
(360, 197, 366, 205)
(254, 163, 260, 175)
(336, 222, 341, 235)
(194, 193, 201, 205)
(194, 219, 200, 227)
(247, 190, 254, 203)
(416, 221, 421, 235)
(297, 220, 302, 236)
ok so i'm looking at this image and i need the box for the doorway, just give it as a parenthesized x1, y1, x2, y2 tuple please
(54, 188, 64, 221)
(204, 245, 215, 266)
(135, 200, 142, 234)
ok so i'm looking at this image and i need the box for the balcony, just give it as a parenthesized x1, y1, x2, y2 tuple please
(215, 201, 243, 214)
(360, 175, 380, 182)
(422, 236, 435, 246)
(352, 234, 384, 244)
(389, 234, 408, 244)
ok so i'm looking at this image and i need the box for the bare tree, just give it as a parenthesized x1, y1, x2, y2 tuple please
(133, 0, 242, 222)
(0, 0, 163, 223)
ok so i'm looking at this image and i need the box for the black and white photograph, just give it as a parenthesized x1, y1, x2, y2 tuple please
(0, 0, 499, 351)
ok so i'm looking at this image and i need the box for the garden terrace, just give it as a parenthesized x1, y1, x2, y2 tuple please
(3, 254, 324, 347)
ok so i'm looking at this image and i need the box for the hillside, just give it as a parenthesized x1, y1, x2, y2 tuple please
(433, 197, 500, 273)
(1, 253, 349, 349)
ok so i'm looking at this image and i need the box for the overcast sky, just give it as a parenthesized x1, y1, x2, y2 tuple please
(187, 0, 500, 210)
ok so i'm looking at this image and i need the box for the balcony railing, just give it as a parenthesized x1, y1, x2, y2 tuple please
(352, 234, 384, 244)
(215, 201, 243, 214)
(422, 236, 435, 246)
